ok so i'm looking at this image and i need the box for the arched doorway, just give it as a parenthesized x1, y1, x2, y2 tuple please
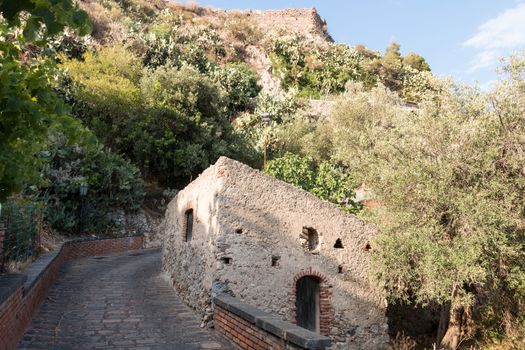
(295, 276, 320, 333)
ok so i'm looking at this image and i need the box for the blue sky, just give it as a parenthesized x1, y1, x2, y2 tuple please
(183, 0, 525, 88)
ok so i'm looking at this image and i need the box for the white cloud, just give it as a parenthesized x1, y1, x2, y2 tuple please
(465, 50, 499, 73)
(464, 3, 525, 73)
(464, 3, 525, 49)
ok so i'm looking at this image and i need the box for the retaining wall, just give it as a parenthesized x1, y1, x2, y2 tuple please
(214, 294, 331, 350)
(0, 235, 143, 350)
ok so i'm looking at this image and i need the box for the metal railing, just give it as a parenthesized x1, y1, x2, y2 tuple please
(1, 200, 41, 270)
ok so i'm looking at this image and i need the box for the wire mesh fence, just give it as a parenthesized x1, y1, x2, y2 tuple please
(0, 200, 41, 270)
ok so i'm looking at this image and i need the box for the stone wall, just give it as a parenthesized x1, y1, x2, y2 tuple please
(247, 8, 333, 42)
(0, 236, 143, 350)
(162, 157, 389, 349)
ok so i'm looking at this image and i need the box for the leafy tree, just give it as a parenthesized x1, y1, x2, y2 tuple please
(62, 46, 247, 187)
(60, 45, 143, 150)
(138, 64, 232, 184)
(0, 0, 91, 41)
(313, 70, 525, 347)
(403, 52, 431, 72)
(0, 1, 91, 202)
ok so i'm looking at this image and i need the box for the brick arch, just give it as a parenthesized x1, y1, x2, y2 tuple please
(290, 268, 333, 336)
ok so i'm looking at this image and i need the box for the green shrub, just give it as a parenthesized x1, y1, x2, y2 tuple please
(138, 64, 232, 184)
(139, 25, 222, 72)
(212, 63, 261, 115)
(61, 45, 143, 150)
(265, 153, 360, 213)
(61, 45, 254, 187)
(269, 35, 433, 100)
(37, 133, 144, 234)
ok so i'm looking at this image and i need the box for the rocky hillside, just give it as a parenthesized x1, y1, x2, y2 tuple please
(74, 0, 433, 103)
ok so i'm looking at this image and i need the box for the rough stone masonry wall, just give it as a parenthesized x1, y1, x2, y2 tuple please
(0, 236, 143, 350)
(162, 163, 225, 318)
(246, 8, 333, 42)
(163, 157, 389, 350)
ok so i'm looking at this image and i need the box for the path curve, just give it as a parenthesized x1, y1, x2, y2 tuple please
(18, 249, 232, 350)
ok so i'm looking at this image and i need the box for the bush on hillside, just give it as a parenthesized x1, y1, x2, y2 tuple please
(265, 153, 360, 213)
(212, 63, 261, 115)
(37, 133, 144, 234)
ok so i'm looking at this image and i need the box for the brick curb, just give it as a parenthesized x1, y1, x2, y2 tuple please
(0, 235, 143, 350)
(214, 294, 331, 350)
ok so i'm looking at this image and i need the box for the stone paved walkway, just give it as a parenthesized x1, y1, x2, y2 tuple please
(18, 249, 233, 350)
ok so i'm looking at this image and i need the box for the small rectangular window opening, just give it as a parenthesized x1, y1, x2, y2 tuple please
(184, 209, 193, 242)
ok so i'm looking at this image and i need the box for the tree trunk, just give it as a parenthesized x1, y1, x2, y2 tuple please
(439, 306, 474, 350)
(436, 303, 450, 345)
(440, 307, 461, 350)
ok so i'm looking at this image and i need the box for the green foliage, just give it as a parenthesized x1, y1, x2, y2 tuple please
(0, 21, 88, 202)
(61, 45, 250, 186)
(212, 63, 260, 115)
(0, 0, 91, 41)
(269, 35, 433, 101)
(403, 52, 431, 72)
(233, 90, 303, 166)
(255, 90, 302, 122)
(138, 64, 232, 183)
(61, 45, 143, 150)
(281, 59, 525, 342)
(37, 133, 144, 234)
(48, 29, 92, 60)
(265, 153, 360, 213)
(138, 22, 222, 72)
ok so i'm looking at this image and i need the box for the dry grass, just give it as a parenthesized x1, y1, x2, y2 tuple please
(390, 332, 418, 350)
(5, 259, 34, 274)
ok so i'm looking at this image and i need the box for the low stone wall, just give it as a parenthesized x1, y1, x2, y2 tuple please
(247, 8, 333, 41)
(214, 295, 331, 350)
(0, 235, 143, 350)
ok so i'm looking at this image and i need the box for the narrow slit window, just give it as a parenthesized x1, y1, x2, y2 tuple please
(184, 209, 193, 242)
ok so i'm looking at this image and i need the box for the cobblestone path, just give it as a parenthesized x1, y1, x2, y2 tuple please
(18, 249, 233, 350)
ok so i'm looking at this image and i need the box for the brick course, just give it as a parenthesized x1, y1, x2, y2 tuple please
(0, 236, 142, 350)
(216, 306, 300, 350)
(213, 294, 331, 350)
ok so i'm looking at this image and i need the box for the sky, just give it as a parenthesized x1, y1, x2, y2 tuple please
(182, 0, 525, 88)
